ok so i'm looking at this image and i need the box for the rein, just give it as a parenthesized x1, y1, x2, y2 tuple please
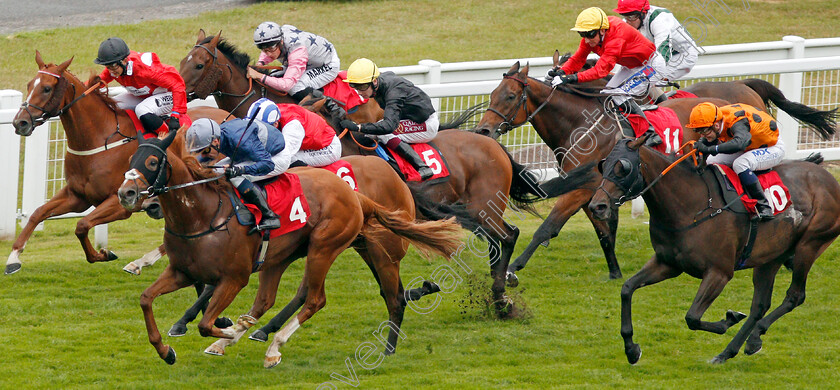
(20, 72, 103, 127)
(163, 195, 236, 240)
(485, 75, 557, 135)
(337, 127, 379, 151)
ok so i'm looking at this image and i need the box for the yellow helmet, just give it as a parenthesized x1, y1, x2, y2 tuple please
(345, 58, 380, 84)
(571, 7, 610, 32)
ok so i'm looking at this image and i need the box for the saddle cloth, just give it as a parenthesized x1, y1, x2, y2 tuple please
(319, 160, 359, 191)
(667, 90, 699, 100)
(386, 142, 450, 183)
(237, 172, 311, 238)
(712, 164, 792, 216)
(322, 71, 367, 112)
(627, 106, 685, 155)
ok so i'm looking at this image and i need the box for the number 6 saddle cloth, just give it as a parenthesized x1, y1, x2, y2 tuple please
(234, 173, 311, 238)
(385, 142, 451, 183)
(712, 163, 792, 217)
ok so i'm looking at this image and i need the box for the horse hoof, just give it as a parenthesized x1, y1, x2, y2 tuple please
(102, 251, 119, 262)
(505, 271, 519, 288)
(626, 343, 642, 365)
(249, 329, 268, 342)
(168, 323, 188, 337)
(163, 346, 177, 365)
(422, 280, 441, 294)
(264, 355, 282, 369)
(745, 338, 763, 356)
(709, 354, 728, 364)
(122, 262, 141, 275)
(215, 317, 234, 329)
(4, 263, 21, 275)
(608, 271, 623, 280)
(726, 310, 747, 325)
(204, 343, 225, 356)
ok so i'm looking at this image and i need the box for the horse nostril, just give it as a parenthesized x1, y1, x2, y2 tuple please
(126, 189, 136, 199)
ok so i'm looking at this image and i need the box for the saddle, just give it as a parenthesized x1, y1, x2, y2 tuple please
(381, 141, 451, 183)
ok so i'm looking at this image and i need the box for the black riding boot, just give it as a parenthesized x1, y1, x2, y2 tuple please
(139, 113, 168, 138)
(744, 180, 775, 221)
(291, 87, 314, 102)
(619, 100, 661, 146)
(239, 184, 281, 230)
(393, 141, 434, 180)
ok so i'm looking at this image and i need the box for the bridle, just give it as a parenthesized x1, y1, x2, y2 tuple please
(18, 70, 83, 128)
(484, 75, 556, 137)
(190, 43, 256, 101)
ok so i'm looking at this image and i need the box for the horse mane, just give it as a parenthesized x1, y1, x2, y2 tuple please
(202, 36, 252, 72)
(171, 130, 232, 194)
(84, 73, 120, 111)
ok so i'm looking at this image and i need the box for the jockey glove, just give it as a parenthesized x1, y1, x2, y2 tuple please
(546, 67, 566, 80)
(694, 141, 716, 155)
(168, 112, 181, 131)
(340, 119, 359, 132)
(551, 74, 578, 88)
(225, 165, 244, 178)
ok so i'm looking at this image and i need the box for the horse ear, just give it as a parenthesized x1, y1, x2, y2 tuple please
(553, 50, 560, 68)
(506, 61, 520, 77)
(209, 31, 222, 47)
(521, 62, 530, 77)
(197, 29, 206, 44)
(160, 128, 179, 149)
(35, 50, 46, 69)
(56, 56, 74, 75)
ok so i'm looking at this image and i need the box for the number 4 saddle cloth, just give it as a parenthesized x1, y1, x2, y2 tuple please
(626, 106, 685, 155)
(712, 163, 792, 217)
(386, 142, 450, 183)
(235, 173, 311, 238)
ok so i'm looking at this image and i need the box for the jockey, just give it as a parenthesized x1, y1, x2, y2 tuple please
(246, 98, 342, 169)
(246, 22, 340, 101)
(186, 117, 286, 231)
(687, 102, 785, 220)
(551, 7, 661, 145)
(614, 0, 699, 102)
(340, 58, 436, 180)
(94, 37, 187, 138)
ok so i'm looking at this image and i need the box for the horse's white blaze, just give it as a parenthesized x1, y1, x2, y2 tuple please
(6, 249, 21, 266)
(26, 79, 40, 103)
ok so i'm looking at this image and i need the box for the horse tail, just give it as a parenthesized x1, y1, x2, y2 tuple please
(502, 145, 594, 213)
(440, 101, 489, 130)
(740, 78, 838, 140)
(539, 162, 596, 198)
(409, 186, 484, 232)
(802, 152, 824, 165)
(355, 192, 464, 259)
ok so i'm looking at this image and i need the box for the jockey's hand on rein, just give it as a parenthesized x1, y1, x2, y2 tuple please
(340, 119, 359, 132)
(694, 142, 716, 155)
(225, 166, 244, 178)
(545, 67, 565, 81)
(167, 112, 181, 130)
(551, 74, 578, 88)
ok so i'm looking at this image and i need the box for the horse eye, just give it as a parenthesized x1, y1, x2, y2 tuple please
(507, 93, 516, 101)
(196, 64, 204, 70)
(43, 86, 52, 93)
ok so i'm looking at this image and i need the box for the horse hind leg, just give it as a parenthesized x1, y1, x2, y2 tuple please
(74, 196, 132, 263)
(249, 276, 308, 343)
(359, 241, 410, 355)
(123, 245, 165, 275)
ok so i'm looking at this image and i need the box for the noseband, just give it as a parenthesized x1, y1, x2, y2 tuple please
(19, 70, 78, 128)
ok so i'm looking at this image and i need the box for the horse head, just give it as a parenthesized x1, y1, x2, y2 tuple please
(589, 135, 651, 220)
(475, 61, 534, 139)
(13, 51, 75, 136)
(118, 130, 179, 211)
(180, 30, 224, 100)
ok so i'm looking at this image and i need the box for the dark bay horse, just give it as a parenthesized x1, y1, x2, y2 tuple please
(586, 135, 840, 364)
(179, 30, 382, 123)
(303, 97, 593, 316)
(117, 130, 463, 367)
(475, 59, 836, 284)
(7, 51, 231, 274)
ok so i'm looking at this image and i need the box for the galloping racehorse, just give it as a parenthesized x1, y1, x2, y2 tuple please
(117, 130, 463, 367)
(474, 58, 836, 283)
(179, 30, 382, 123)
(586, 135, 840, 364)
(7, 51, 231, 274)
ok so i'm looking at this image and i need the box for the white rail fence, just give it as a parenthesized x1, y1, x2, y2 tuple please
(1, 36, 838, 242)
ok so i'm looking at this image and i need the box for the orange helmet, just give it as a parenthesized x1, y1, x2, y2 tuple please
(686, 102, 721, 129)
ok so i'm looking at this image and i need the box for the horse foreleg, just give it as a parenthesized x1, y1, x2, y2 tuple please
(684, 269, 743, 336)
(620, 256, 682, 364)
(250, 277, 308, 343)
(196, 277, 248, 340)
(123, 245, 166, 275)
(507, 189, 591, 284)
(7, 187, 90, 274)
(140, 265, 194, 364)
(710, 261, 781, 364)
(582, 205, 622, 279)
(168, 284, 216, 337)
(74, 195, 132, 264)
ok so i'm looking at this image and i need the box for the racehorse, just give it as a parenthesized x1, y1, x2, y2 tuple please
(474, 57, 836, 283)
(586, 135, 840, 364)
(302, 97, 594, 316)
(117, 130, 464, 367)
(7, 51, 231, 274)
(179, 30, 383, 123)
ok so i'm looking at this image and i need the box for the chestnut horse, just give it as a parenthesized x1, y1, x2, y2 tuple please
(586, 136, 840, 364)
(7, 51, 231, 274)
(117, 130, 463, 367)
(475, 59, 836, 283)
(179, 30, 382, 123)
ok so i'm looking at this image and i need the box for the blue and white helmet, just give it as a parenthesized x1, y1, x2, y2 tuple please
(247, 98, 282, 125)
(253, 22, 283, 46)
(186, 118, 221, 152)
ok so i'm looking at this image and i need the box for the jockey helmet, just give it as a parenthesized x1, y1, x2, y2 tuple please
(246, 98, 282, 126)
(614, 0, 650, 14)
(253, 22, 283, 47)
(686, 102, 721, 129)
(344, 58, 380, 84)
(571, 7, 610, 32)
(94, 37, 130, 65)
(186, 118, 221, 152)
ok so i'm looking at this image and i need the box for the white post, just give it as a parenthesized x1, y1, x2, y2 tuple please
(20, 120, 50, 231)
(418, 59, 442, 111)
(0, 90, 23, 240)
(777, 36, 805, 158)
(94, 224, 108, 249)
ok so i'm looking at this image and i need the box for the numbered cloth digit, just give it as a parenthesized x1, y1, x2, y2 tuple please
(421, 150, 442, 174)
(289, 197, 307, 223)
(765, 185, 788, 212)
(335, 167, 356, 189)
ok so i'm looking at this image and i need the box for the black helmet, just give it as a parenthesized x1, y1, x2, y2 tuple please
(94, 37, 130, 65)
